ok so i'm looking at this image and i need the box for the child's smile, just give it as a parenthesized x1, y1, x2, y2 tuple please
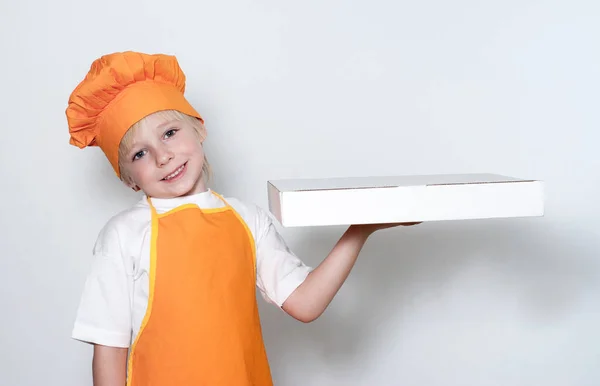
(161, 161, 187, 182)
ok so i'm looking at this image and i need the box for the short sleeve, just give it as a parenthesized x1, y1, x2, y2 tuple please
(71, 225, 133, 348)
(255, 207, 312, 307)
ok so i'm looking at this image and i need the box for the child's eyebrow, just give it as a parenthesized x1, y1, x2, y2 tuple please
(125, 138, 147, 155)
(155, 119, 180, 130)
(127, 144, 142, 156)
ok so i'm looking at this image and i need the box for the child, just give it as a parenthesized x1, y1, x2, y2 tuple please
(67, 51, 417, 386)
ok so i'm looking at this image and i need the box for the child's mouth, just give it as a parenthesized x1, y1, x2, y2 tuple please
(162, 162, 187, 182)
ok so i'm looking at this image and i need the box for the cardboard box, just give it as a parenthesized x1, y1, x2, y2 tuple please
(267, 174, 544, 227)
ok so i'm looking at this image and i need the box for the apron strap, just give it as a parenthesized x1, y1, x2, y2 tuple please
(211, 191, 233, 209)
(146, 196, 159, 217)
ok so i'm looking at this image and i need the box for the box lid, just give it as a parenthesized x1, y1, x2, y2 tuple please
(268, 173, 536, 192)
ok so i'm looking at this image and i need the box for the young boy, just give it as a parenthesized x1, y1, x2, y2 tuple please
(67, 51, 416, 386)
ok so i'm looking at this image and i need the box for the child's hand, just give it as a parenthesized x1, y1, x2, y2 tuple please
(350, 222, 422, 237)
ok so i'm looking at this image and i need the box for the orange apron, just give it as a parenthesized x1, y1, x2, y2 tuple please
(126, 193, 273, 386)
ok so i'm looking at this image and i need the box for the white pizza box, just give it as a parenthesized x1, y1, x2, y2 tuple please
(267, 173, 544, 227)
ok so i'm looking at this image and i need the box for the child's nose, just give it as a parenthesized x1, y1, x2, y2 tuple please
(156, 148, 174, 166)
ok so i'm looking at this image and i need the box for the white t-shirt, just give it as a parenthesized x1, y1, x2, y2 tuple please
(71, 189, 312, 348)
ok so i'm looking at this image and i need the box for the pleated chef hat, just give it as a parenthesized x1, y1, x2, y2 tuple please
(66, 51, 204, 177)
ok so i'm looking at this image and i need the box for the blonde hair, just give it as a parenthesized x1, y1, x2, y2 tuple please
(118, 110, 212, 186)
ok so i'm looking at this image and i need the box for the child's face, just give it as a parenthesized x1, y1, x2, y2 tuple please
(119, 112, 206, 198)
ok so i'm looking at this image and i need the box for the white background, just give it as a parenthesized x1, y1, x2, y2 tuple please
(1, 0, 599, 385)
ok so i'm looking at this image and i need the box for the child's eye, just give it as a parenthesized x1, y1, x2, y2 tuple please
(132, 150, 146, 161)
(164, 129, 178, 139)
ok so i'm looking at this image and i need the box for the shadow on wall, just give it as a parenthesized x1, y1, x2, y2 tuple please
(257, 218, 598, 384)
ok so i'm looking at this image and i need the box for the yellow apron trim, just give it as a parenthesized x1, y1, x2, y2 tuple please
(126, 198, 160, 386)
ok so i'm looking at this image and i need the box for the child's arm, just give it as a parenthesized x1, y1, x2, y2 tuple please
(92, 345, 128, 385)
(71, 221, 133, 384)
(282, 223, 418, 322)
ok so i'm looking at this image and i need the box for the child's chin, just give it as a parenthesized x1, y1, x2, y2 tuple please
(165, 181, 198, 197)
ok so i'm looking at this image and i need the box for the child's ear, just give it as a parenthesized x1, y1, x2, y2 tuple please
(122, 177, 140, 192)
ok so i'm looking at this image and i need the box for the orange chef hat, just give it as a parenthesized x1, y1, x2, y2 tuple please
(66, 51, 204, 177)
